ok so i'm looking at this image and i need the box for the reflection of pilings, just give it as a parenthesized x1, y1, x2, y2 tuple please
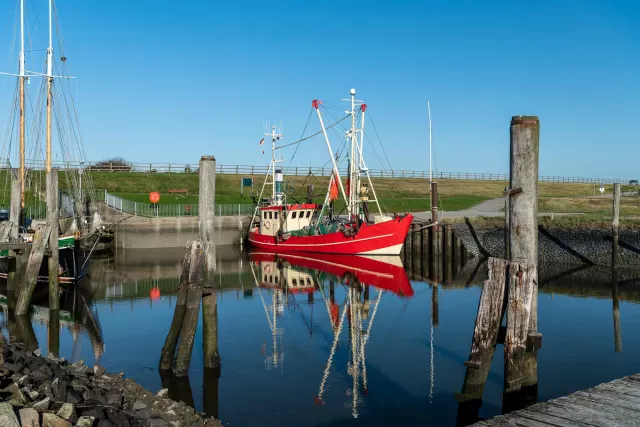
(203, 367, 221, 419)
(48, 309, 60, 358)
(455, 348, 495, 426)
(15, 314, 38, 351)
(445, 225, 453, 284)
(202, 292, 221, 368)
(612, 242, 622, 352)
(159, 370, 195, 408)
(431, 285, 439, 327)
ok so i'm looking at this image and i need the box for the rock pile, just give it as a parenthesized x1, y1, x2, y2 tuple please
(0, 343, 222, 427)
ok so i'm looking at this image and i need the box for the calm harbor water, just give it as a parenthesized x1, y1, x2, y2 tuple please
(2, 246, 640, 426)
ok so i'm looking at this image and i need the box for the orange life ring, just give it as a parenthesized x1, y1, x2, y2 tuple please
(74, 230, 81, 239)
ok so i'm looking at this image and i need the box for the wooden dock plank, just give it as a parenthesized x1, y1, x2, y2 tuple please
(472, 374, 640, 427)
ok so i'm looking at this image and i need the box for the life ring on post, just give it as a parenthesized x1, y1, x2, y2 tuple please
(74, 230, 81, 240)
(264, 220, 272, 229)
(265, 264, 272, 274)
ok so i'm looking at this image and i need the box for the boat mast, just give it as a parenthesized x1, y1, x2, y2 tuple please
(348, 89, 358, 222)
(46, 0, 53, 173)
(19, 0, 26, 211)
(265, 125, 284, 205)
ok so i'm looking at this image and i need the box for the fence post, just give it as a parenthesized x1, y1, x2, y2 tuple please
(134, 201, 137, 216)
(104, 189, 107, 202)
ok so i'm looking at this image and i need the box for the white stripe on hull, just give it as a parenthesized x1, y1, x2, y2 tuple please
(357, 243, 403, 256)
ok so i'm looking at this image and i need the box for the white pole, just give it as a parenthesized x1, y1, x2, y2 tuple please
(47, 0, 53, 78)
(314, 105, 349, 209)
(428, 101, 433, 183)
(350, 89, 357, 221)
(19, 0, 25, 77)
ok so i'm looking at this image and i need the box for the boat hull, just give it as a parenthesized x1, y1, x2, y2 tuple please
(248, 214, 413, 255)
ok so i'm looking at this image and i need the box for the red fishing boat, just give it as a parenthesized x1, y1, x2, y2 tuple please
(247, 89, 413, 255)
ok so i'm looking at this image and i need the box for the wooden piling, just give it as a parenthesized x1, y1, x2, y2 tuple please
(199, 156, 216, 274)
(428, 227, 436, 281)
(445, 225, 453, 284)
(430, 182, 439, 223)
(507, 116, 540, 394)
(15, 225, 52, 316)
(47, 171, 59, 311)
(465, 258, 508, 369)
(174, 242, 206, 376)
(202, 291, 221, 368)
(159, 244, 195, 370)
(504, 261, 536, 392)
(612, 183, 620, 254)
(508, 115, 539, 323)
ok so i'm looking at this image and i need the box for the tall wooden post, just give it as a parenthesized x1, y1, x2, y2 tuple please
(445, 225, 453, 284)
(430, 182, 438, 223)
(47, 171, 59, 310)
(199, 156, 216, 274)
(507, 116, 539, 395)
(612, 183, 620, 255)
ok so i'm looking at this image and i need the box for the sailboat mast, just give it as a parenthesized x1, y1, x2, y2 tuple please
(18, 0, 26, 210)
(46, 0, 53, 173)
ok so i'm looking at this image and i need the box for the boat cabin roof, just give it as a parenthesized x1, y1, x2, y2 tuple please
(260, 203, 318, 212)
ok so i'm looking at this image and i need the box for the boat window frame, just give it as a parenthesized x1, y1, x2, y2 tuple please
(292, 211, 297, 219)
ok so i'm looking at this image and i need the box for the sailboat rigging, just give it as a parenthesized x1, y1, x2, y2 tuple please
(0, 0, 105, 284)
(247, 89, 413, 255)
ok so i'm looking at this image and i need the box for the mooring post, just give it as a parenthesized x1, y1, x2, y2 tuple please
(199, 156, 216, 275)
(445, 225, 453, 284)
(430, 182, 439, 223)
(506, 116, 540, 394)
(612, 183, 620, 255)
(47, 171, 59, 311)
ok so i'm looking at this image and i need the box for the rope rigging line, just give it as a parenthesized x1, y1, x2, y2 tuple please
(275, 114, 349, 149)
(284, 109, 313, 172)
(366, 112, 393, 171)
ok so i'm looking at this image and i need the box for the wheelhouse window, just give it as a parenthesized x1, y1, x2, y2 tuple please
(292, 212, 297, 219)
(274, 212, 278, 219)
(306, 211, 311, 218)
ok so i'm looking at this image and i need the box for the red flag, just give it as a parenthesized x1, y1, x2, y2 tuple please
(328, 172, 339, 201)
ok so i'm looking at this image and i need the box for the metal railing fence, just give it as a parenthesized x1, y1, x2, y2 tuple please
(0, 158, 631, 185)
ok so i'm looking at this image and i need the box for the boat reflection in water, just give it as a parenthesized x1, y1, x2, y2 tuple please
(248, 250, 413, 418)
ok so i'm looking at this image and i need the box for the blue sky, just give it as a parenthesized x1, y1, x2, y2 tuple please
(0, 0, 638, 178)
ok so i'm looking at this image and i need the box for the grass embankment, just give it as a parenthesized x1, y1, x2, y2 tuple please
(539, 196, 640, 216)
(65, 171, 637, 214)
(446, 215, 640, 230)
